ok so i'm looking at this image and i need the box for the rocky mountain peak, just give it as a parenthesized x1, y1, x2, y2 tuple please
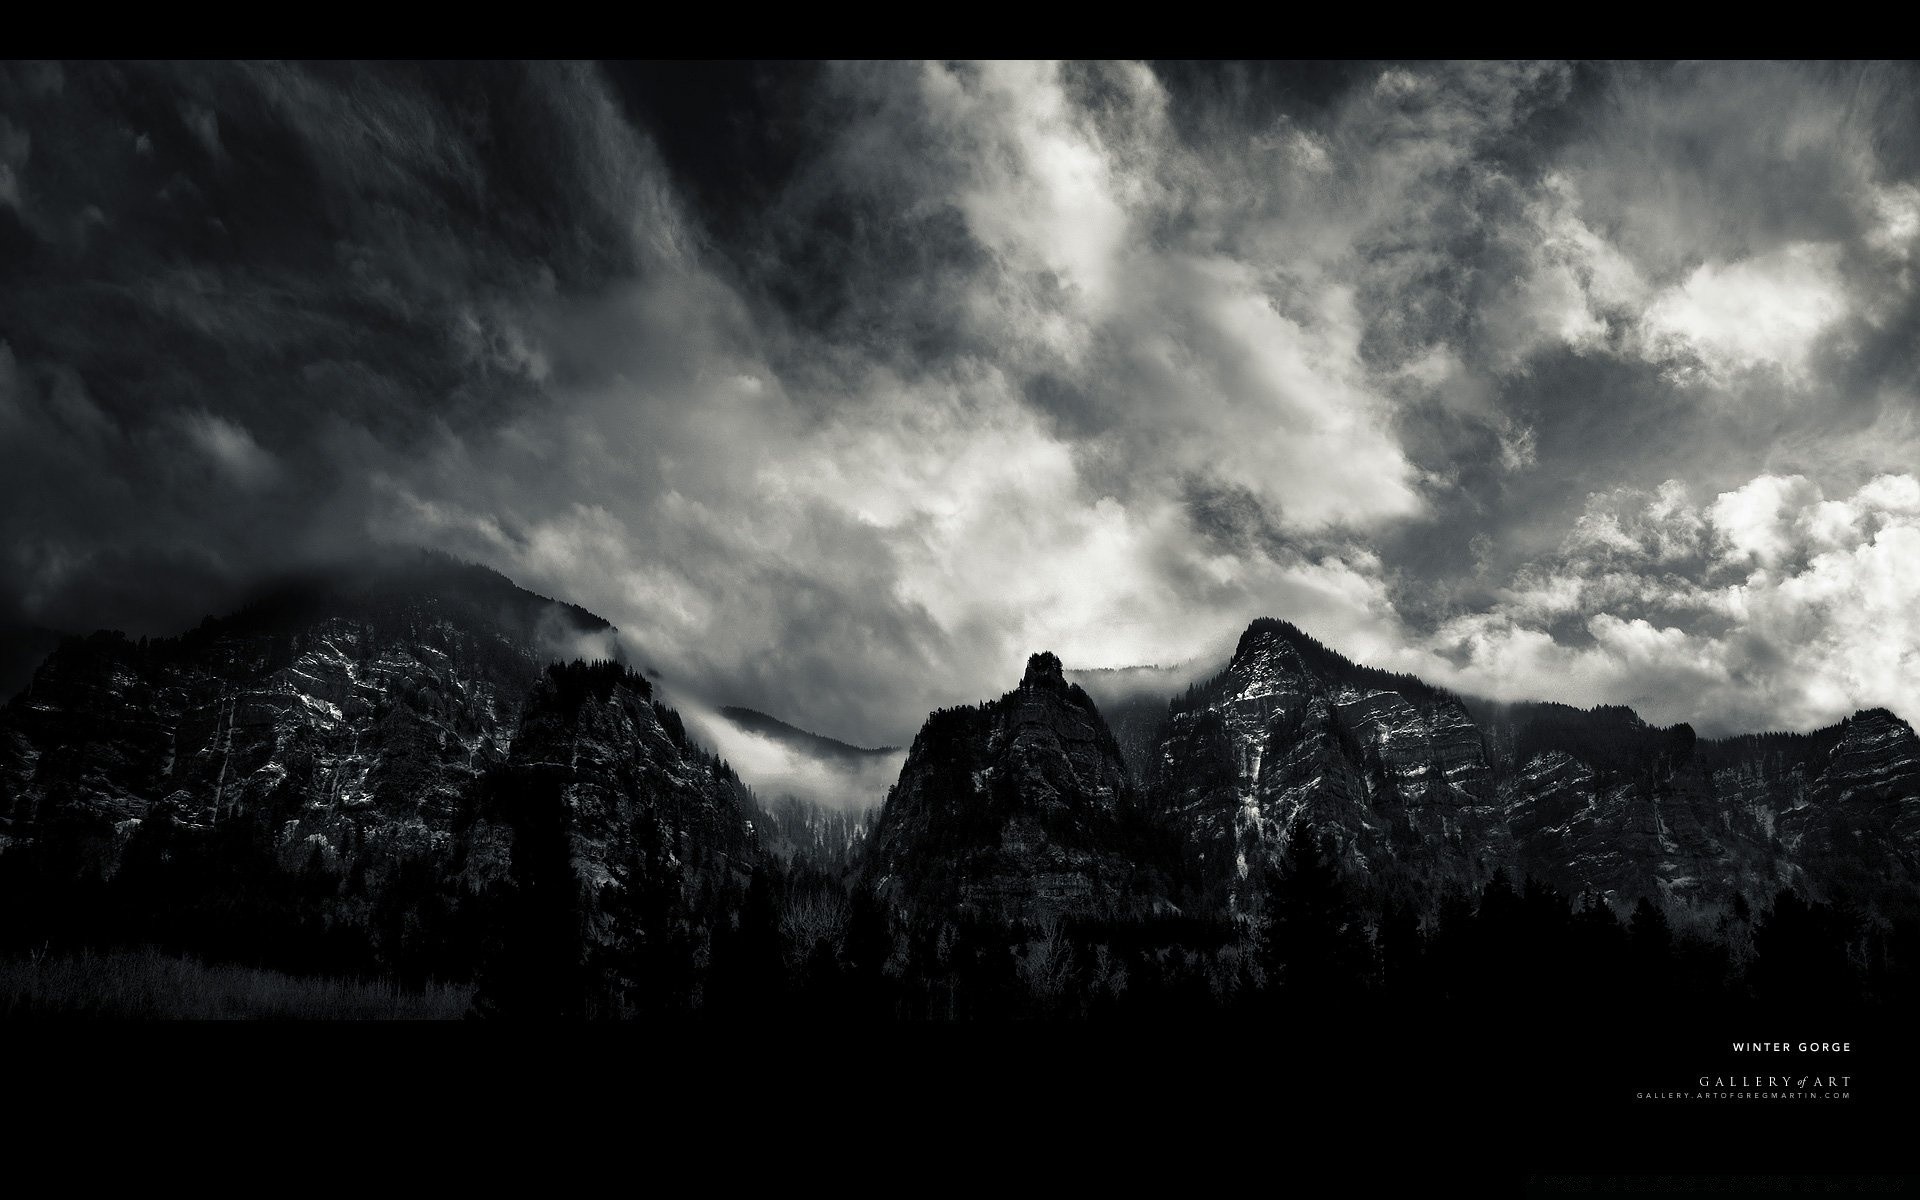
(1144, 617, 1920, 916)
(1022, 651, 1066, 689)
(865, 651, 1164, 926)
(1229, 618, 1310, 673)
(1848, 706, 1911, 732)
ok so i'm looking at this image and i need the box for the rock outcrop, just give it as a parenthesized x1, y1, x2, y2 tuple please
(864, 652, 1167, 927)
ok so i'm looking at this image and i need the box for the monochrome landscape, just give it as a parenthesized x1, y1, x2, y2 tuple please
(3, 65, 1918, 1133)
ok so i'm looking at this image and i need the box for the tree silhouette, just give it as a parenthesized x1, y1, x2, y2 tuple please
(470, 770, 586, 1020)
(705, 866, 787, 1019)
(1260, 822, 1373, 1008)
(1750, 889, 1857, 1013)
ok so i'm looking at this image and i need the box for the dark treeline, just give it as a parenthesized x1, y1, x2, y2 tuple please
(3, 788, 1914, 1023)
(623, 821, 1918, 1026)
(1691, 708, 1898, 777)
(1496, 702, 1697, 778)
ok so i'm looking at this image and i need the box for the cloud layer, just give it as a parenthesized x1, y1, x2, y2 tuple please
(4, 60, 1919, 777)
(1413, 472, 1920, 735)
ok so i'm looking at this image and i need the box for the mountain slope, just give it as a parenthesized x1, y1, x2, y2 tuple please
(0, 553, 757, 997)
(0, 552, 608, 853)
(864, 652, 1171, 927)
(716, 705, 900, 763)
(1146, 618, 1920, 912)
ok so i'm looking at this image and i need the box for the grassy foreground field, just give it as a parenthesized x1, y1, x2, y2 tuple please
(0, 947, 473, 1020)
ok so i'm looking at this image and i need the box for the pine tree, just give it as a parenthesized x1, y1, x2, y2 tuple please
(1751, 889, 1856, 1012)
(470, 770, 586, 1020)
(841, 885, 896, 1020)
(705, 866, 788, 1019)
(1260, 822, 1374, 1009)
(1629, 896, 1672, 957)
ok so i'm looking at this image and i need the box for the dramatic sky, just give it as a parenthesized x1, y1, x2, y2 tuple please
(5, 60, 1920, 750)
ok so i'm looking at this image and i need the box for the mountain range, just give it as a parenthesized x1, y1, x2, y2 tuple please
(2, 552, 1916, 1016)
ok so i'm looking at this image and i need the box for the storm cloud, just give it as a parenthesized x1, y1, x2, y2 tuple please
(4, 59, 1918, 757)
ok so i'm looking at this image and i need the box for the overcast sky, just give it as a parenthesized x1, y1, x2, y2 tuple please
(4, 60, 1919, 745)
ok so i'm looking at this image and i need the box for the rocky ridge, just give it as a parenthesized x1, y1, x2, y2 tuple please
(864, 652, 1168, 927)
(1141, 619, 1920, 913)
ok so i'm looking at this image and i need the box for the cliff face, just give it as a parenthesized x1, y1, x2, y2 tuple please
(864, 652, 1165, 927)
(1145, 621, 1498, 910)
(0, 555, 755, 981)
(1146, 619, 1920, 912)
(0, 558, 577, 869)
(1687, 708, 1920, 899)
(866, 625, 1920, 931)
(463, 662, 755, 892)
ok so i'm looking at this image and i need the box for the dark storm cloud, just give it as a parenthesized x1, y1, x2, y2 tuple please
(0, 61, 668, 624)
(6, 59, 1920, 776)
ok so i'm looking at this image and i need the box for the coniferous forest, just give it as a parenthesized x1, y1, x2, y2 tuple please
(4, 773, 1912, 1029)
